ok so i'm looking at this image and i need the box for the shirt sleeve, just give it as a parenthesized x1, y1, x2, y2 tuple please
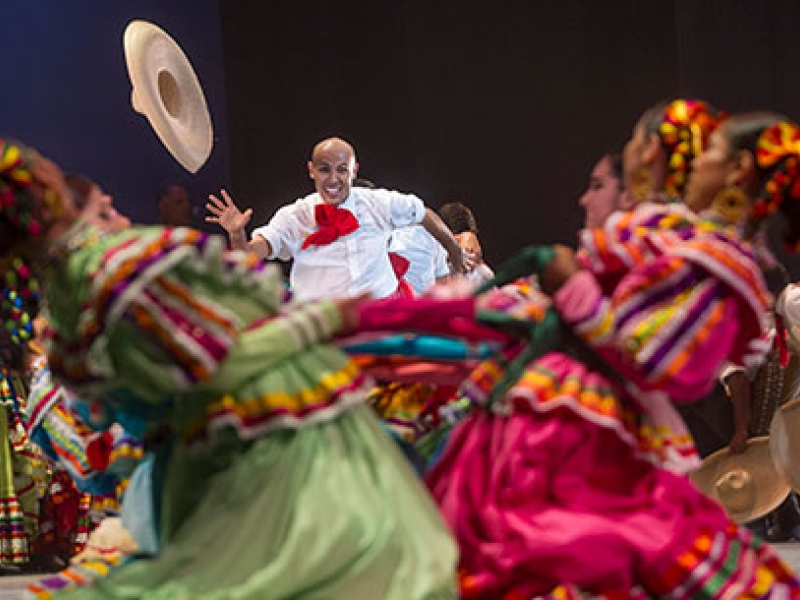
(371, 189, 426, 228)
(433, 239, 450, 278)
(251, 202, 304, 261)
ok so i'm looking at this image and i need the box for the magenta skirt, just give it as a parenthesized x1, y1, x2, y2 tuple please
(427, 405, 799, 599)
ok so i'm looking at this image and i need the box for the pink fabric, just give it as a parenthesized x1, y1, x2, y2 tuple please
(427, 409, 729, 599)
(554, 270, 603, 324)
(357, 297, 509, 342)
(554, 267, 744, 403)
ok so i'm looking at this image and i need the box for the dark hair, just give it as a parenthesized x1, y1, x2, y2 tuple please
(353, 177, 376, 189)
(65, 173, 96, 210)
(722, 112, 787, 160)
(603, 153, 624, 188)
(638, 101, 671, 137)
(722, 112, 800, 246)
(439, 202, 478, 234)
(0, 326, 25, 372)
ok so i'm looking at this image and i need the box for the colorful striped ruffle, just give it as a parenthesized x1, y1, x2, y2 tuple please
(531, 584, 654, 599)
(48, 227, 284, 390)
(367, 382, 439, 442)
(188, 358, 371, 444)
(643, 523, 799, 599)
(0, 495, 29, 564)
(578, 203, 769, 370)
(506, 354, 697, 469)
(25, 556, 121, 599)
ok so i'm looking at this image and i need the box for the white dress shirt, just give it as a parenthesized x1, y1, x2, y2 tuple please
(252, 187, 426, 301)
(388, 225, 450, 295)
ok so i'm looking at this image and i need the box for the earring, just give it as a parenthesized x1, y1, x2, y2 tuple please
(630, 167, 652, 202)
(710, 185, 748, 226)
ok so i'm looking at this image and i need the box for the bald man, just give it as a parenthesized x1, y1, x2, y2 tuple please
(207, 137, 471, 301)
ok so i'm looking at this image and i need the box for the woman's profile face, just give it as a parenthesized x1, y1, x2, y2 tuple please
(579, 156, 624, 229)
(683, 129, 735, 215)
(83, 185, 131, 232)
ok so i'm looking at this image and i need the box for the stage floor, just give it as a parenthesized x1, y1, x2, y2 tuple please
(3, 544, 800, 599)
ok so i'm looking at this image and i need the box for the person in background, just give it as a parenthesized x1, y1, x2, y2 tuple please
(157, 183, 192, 227)
(438, 201, 494, 285)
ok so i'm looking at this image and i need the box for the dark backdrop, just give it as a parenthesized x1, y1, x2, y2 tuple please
(1, 0, 230, 226)
(3, 1, 800, 273)
(220, 0, 800, 274)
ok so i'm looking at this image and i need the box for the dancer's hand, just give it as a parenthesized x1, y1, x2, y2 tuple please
(729, 428, 748, 454)
(206, 189, 252, 233)
(449, 246, 478, 274)
(455, 232, 483, 262)
(540, 245, 579, 294)
(336, 294, 370, 336)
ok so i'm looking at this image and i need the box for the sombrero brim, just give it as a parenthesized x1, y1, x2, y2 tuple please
(777, 285, 800, 354)
(123, 20, 213, 173)
(771, 397, 800, 492)
(689, 436, 790, 524)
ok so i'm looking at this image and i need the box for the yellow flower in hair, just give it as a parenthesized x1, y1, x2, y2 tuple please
(0, 144, 20, 170)
(757, 122, 800, 168)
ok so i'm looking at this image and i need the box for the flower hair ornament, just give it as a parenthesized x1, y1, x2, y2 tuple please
(0, 139, 43, 237)
(752, 122, 800, 226)
(658, 99, 726, 199)
(0, 139, 44, 347)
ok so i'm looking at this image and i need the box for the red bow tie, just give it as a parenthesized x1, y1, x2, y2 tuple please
(302, 203, 360, 249)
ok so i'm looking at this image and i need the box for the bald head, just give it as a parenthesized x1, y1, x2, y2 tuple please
(307, 137, 360, 205)
(311, 137, 356, 163)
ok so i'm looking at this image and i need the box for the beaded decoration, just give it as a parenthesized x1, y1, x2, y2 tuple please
(0, 138, 45, 348)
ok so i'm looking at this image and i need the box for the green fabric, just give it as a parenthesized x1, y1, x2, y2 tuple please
(54, 406, 457, 600)
(43, 227, 458, 599)
(474, 244, 555, 294)
(45, 227, 286, 403)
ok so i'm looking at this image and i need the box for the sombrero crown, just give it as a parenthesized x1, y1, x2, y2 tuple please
(123, 20, 213, 173)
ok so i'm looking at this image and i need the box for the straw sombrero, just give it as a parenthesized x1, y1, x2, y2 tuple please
(771, 396, 800, 492)
(776, 284, 800, 354)
(123, 20, 213, 173)
(689, 436, 790, 524)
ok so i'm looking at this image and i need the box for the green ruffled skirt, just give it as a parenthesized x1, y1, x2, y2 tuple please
(49, 404, 457, 599)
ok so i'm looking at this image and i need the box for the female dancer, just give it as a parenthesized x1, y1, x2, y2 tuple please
(0, 138, 460, 599)
(416, 105, 800, 598)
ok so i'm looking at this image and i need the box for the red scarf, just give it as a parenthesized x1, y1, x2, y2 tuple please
(302, 203, 359, 249)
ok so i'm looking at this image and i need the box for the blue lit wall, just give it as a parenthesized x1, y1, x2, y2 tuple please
(0, 0, 229, 226)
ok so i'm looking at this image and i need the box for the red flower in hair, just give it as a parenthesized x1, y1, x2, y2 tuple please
(751, 122, 800, 251)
